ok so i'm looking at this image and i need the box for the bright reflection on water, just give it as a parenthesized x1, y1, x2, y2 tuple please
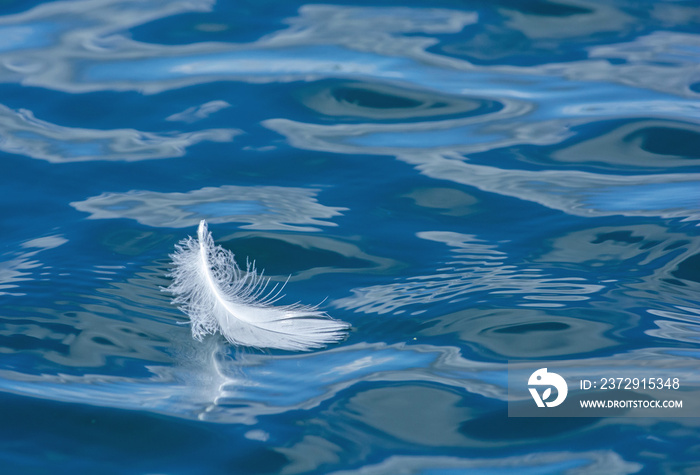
(1, 0, 699, 473)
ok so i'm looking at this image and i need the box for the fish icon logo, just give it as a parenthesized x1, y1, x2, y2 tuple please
(528, 368, 568, 408)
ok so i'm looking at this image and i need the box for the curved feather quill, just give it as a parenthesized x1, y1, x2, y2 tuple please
(166, 220, 349, 351)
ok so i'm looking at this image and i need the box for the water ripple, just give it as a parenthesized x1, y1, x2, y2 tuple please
(336, 231, 604, 315)
(0, 103, 239, 162)
(0, 234, 66, 296)
(266, 118, 700, 223)
(71, 185, 346, 231)
(326, 451, 641, 475)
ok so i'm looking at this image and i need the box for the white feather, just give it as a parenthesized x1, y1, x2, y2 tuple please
(166, 219, 349, 351)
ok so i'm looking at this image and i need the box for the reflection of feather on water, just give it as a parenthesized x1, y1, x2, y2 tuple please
(166, 220, 349, 351)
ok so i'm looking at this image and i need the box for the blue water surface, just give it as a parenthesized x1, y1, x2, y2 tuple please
(1, 0, 699, 473)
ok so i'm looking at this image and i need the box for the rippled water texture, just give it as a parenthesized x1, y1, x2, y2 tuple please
(1, 0, 699, 473)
